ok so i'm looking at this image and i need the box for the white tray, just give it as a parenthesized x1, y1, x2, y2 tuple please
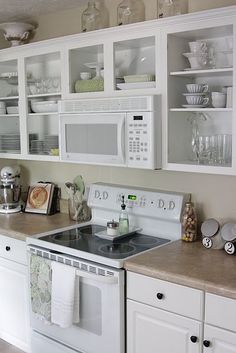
(95, 227, 142, 241)
(117, 82, 155, 90)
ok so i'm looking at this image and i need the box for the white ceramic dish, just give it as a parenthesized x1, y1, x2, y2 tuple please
(117, 82, 155, 90)
(95, 227, 142, 241)
(124, 74, 155, 83)
(6, 106, 19, 114)
(183, 92, 207, 96)
(0, 22, 35, 46)
(31, 100, 58, 113)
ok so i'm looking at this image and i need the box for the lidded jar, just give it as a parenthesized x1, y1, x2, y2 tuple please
(117, 0, 145, 26)
(158, 0, 181, 18)
(181, 201, 197, 242)
(81, 0, 102, 32)
(201, 218, 225, 250)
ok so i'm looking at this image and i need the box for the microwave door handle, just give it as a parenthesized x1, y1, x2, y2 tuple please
(76, 269, 118, 284)
(118, 117, 125, 163)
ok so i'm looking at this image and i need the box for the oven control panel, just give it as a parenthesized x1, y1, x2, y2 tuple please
(88, 183, 189, 222)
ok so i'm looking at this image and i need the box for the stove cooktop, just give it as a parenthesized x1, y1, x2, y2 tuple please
(39, 224, 170, 260)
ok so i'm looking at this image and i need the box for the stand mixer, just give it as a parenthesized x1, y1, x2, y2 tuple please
(0, 166, 22, 213)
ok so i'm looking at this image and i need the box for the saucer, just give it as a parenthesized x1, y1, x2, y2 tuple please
(182, 104, 208, 108)
(183, 92, 208, 96)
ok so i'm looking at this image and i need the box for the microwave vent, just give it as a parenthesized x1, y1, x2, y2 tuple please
(60, 96, 156, 113)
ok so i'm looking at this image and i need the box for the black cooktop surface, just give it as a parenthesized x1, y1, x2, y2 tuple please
(39, 224, 170, 259)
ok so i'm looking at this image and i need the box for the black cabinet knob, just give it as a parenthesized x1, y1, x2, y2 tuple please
(190, 336, 197, 343)
(156, 293, 164, 300)
(5, 246, 11, 252)
(203, 340, 211, 347)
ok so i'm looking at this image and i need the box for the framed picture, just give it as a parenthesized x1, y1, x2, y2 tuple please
(25, 183, 54, 214)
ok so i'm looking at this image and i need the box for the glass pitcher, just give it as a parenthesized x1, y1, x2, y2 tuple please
(158, 0, 181, 18)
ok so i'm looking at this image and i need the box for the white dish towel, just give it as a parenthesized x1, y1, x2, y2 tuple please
(51, 261, 80, 328)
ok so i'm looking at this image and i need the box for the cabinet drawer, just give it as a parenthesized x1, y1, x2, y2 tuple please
(205, 293, 236, 332)
(127, 272, 204, 320)
(0, 234, 27, 265)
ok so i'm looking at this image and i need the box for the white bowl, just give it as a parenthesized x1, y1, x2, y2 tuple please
(0, 22, 35, 46)
(80, 72, 92, 80)
(31, 101, 58, 113)
(6, 106, 19, 114)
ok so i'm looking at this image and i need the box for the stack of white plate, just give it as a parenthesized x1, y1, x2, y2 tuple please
(30, 140, 45, 154)
(0, 134, 20, 153)
(44, 135, 59, 154)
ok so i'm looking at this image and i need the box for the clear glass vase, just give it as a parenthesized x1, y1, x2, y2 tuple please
(117, 0, 145, 26)
(81, 0, 103, 32)
(158, 0, 181, 18)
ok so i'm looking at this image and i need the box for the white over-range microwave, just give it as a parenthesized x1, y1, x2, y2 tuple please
(59, 95, 161, 169)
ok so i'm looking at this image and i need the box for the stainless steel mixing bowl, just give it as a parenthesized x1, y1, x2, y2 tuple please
(0, 184, 21, 206)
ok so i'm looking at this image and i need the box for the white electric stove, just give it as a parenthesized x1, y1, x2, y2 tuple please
(27, 183, 189, 353)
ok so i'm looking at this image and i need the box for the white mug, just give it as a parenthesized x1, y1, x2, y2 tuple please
(211, 92, 226, 108)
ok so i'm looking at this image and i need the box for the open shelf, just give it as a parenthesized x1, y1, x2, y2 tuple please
(170, 108, 232, 112)
(170, 68, 233, 77)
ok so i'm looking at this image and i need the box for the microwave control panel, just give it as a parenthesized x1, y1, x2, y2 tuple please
(127, 112, 155, 169)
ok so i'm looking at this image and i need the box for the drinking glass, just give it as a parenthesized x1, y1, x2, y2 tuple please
(216, 134, 232, 165)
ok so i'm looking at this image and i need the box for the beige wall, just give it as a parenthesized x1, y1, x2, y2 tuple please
(2, 0, 236, 222)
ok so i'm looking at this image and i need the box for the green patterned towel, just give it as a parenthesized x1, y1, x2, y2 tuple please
(30, 254, 51, 324)
(75, 78, 104, 93)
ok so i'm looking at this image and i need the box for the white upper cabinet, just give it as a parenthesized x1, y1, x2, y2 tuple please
(162, 17, 235, 174)
(0, 6, 235, 174)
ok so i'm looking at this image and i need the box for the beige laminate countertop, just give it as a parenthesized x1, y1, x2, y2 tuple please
(125, 240, 236, 300)
(0, 212, 76, 241)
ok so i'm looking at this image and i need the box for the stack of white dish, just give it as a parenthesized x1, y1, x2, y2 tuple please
(44, 135, 59, 154)
(31, 100, 58, 113)
(30, 140, 45, 154)
(0, 134, 20, 153)
(182, 83, 209, 108)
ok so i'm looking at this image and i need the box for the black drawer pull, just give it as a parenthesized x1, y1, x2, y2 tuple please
(203, 340, 211, 347)
(156, 293, 164, 300)
(5, 246, 11, 252)
(190, 336, 197, 343)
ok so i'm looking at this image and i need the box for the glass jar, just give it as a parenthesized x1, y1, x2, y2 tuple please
(158, 0, 181, 18)
(117, 0, 145, 26)
(181, 201, 197, 242)
(81, 1, 102, 32)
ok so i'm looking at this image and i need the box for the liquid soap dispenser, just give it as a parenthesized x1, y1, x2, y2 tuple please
(119, 195, 129, 234)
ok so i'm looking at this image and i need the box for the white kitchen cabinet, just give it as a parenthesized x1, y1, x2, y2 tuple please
(127, 299, 202, 353)
(162, 17, 235, 175)
(0, 235, 29, 352)
(127, 271, 236, 353)
(203, 324, 236, 353)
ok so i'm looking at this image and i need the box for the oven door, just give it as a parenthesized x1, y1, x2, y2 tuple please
(29, 253, 125, 353)
(60, 113, 126, 165)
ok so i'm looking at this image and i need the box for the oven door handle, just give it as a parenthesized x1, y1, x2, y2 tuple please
(76, 269, 118, 284)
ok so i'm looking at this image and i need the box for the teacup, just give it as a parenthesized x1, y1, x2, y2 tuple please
(186, 95, 209, 106)
(186, 83, 209, 93)
(211, 92, 226, 108)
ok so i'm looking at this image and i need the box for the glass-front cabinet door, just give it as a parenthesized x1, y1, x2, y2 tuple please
(25, 51, 61, 159)
(68, 44, 104, 95)
(0, 59, 21, 156)
(114, 36, 156, 92)
(164, 20, 234, 174)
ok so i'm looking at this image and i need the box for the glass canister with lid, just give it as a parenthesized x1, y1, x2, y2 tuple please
(81, 0, 103, 32)
(181, 201, 197, 242)
(201, 218, 225, 249)
(117, 0, 145, 26)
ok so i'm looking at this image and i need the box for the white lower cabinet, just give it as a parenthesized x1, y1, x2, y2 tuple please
(203, 324, 236, 353)
(127, 299, 202, 353)
(0, 235, 29, 352)
(127, 272, 236, 353)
